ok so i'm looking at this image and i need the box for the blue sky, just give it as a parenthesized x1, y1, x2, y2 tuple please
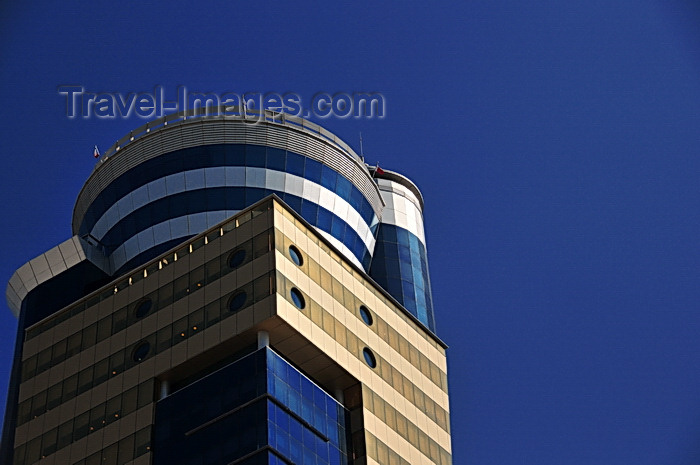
(1, 1, 700, 463)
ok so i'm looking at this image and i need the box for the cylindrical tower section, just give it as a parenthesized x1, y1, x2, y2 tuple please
(369, 170, 436, 331)
(72, 110, 383, 275)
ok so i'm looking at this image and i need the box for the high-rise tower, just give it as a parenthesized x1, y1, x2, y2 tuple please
(2, 107, 451, 465)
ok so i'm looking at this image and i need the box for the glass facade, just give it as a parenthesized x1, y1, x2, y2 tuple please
(154, 347, 350, 465)
(369, 223, 436, 331)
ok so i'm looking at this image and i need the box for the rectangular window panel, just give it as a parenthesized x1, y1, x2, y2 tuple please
(89, 402, 106, 433)
(190, 266, 205, 292)
(77, 366, 94, 395)
(36, 347, 52, 373)
(73, 411, 90, 440)
(62, 374, 78, 402)
(189, 308, 204, 334)
(30, 390, 47, 419)
(24, 436, 41, 465)
(105, 395, 121, 425)
(82, 323, 98, 350)
(253, 232, 270, 258)
(51, 337, 68, 366)
(41, 427, 58, 457)
(85, 451, 101, 465)
(117, 435, 135, 465)
(46, 383, 62, 411)
(137, 380, 154, 409)
(112, 306, 128, 334)
(156, 326, 172, 353)
(57, 420, 73, 449)
(97, 316, 112, 342)
(172, 317, 189, 345)
(134, 427, 151, 457)
(17, 399, 31, 424)
(205, 300, 221, 327)
(173, 274, 189, 301)
(158, 282, 174, 309)
(122, 386, 138, 417)
(205, 255, 221, 284)
(65, 332, 82, 360)
(93, 358, 110, 386)
(21, 355, 37, 381)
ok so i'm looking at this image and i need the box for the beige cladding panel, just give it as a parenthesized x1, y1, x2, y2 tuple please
(275, 284, 451, 451)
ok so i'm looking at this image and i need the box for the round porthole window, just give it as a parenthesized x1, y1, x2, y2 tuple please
(228, 248, 247, 269)
(359, 305, 373, 326)
(132, 341, 151, 362)
(290, 288, 305, 309)
(362, 348, 377, 368)
(134, 299, 153, 319)
(228, 291, 247, 312)
(288, 245, 303, 266)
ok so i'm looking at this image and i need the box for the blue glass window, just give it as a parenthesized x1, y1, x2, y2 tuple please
(290, 288, 305, 309)
(225, 144, 245, 165)
(245, 145, 266, 167)
(266, 148, 286, 171)
(304, 158, 322, 183)
(398, 245, 411, 262)
(399, 259, 414, 282)
(286, 152, 305, 177)
(362, 348, 377, 368)
(300, 201, 318, 225)
(335, 176, 352, 200)
(283, 194, 302, 213)
(330, 216, 344, 241)
(208, 145, 227, 165)
(288, 246, 303, 266)
(369, 223, 436, 331)
(225, 188, 245, 210)
(317, 207, 332, 231)
(381, 224, 397, 243)
(349, 187, 363, 211)
(359, 305, 373, 326)
(320, 165, 337, 191)
(245, 188, 266, 205)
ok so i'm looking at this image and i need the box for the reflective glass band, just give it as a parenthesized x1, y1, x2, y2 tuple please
(369, 223, 435, 331)
(78, 144, 377, 238)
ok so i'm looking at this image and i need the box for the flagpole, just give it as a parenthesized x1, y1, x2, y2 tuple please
(359, 132, 364, 161)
